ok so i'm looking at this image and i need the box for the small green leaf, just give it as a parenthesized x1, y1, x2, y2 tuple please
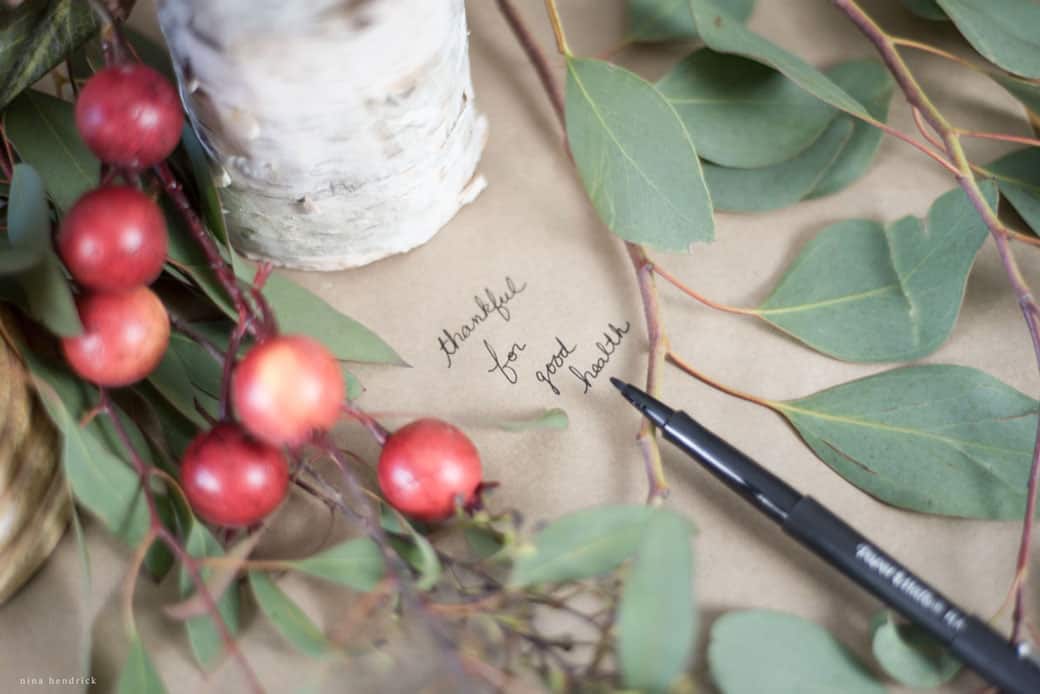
(755, 183, 996, 362)
(703, 118, 853, 212)
(116, 634, 167, 694)
(777, 364, 1039, 519)
(509, 505, 656, 587)
(618, 510, 696, 693)
(464, 524, 505, 560)
(498, 408, 570, 432)
(249, 572, 331, 657)
(689, 0, 869, 118)
(988, 148, 1040, 236)
(901, 0, 948, 21)
(627, 0, 755, 43)
(709, 610, 885, 694)
(0, 0, 98, 109)
(565, 57, 714, 251)
(287, 537, 385, 591)
(807, 59, 895, 198)
(0, 242, 44, 276)
(936, 0, 1040, 78)
(659, 49, 839, 168)
(261, 273, 406, 365)
(991, 72, 1040, 116)
(17, 253, 82, 337)
(4, 90, 99, 212)
(180, 521, 240, 670)
(381, 504, 441, 590)
(28, 355, 152, 547)
(871, 612, 961, 687)
(8, 163, 50, 254)
(148, 335, 217, 427)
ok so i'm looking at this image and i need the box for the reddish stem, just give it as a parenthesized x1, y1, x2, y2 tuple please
(340, 403, 390, 447)
(0, 123, 14, 181)
(834, 0, 1040, 644)
(98, 390, 265, 694)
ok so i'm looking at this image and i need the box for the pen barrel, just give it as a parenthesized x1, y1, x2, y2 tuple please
(663, 411, 801, 523)
(784, 497, 1040, 694)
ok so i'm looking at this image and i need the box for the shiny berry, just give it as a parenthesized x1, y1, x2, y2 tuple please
(57, 186, 168, 291)
(231, 335, 344, 446)
(75, 63, 184, 168)
(378, 418, 483, 522)
(61, 287, 170, 387)
(180, 423, 289, 527)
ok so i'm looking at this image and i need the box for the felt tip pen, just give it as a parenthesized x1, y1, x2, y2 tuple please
(610, 377, 1040, 694)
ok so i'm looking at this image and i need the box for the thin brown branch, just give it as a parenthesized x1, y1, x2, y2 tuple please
(168, 312, 225, 363)
(955, 128, 1040, 149)
(834, 0, 1040, 645)
(496, 0, 565, 127)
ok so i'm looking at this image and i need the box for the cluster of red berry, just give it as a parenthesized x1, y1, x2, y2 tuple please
(55, 62, 483, 528)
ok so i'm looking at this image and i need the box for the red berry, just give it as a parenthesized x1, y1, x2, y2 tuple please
(377, 419, 482, 522)
(75, 64, 184, 168)
(180, 423, 289, 527)
(61, 287, 170, 387)
(231, 335, 344, 446)
(57, 186, 168, 291)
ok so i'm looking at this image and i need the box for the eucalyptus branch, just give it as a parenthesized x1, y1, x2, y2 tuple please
(97, 389, 265, 694)
(495, 0, 669, 501)
(833, 0, 1040, 643)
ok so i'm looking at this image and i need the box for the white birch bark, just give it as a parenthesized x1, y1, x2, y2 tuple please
(157, 0, 488, 270)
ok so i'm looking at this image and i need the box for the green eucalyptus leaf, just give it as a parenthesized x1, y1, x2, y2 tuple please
(116, 634, 167, 694)
(148, 337, 214, 428)
(29, 358, 151, 544)
(0, 241, 44, 276)
(287, 537, 385, 591)
(755, 183, 996, 362)
(901, 0, 948, 21)
(498, 408, 570, 432)
(4, 90, 99, 212)
(709, 610, 884, 694)
(180, 521, 240, 670)
(936, 0, 1040, 78)
(509, 505, 657, 587)
(261, 273, 405, 365)
(988, 148, 1040, 236)
(16, 253, 82, 337)
(0, 0, 98, 110)
(658, 49, 839, 168)
(807, 59, 894, 198)
(627, 0, 755, 43)
(689, 0, 869, 118)
(617, 510, 696, 693)
(871, 612, 961, 687)
(777, 364, 1039, 519)
(565, 57, 714, 251)
(248, 572, 331, 657)
(8, 164, 50, 254)
(991, 72, 1040, 116)
(703, 118, 853, 212)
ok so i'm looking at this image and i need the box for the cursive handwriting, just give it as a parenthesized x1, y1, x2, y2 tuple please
(437, 276, 527, 367)
(535, 337, 578, 396)
(485, 339, 526, 385)
(568, 322, 631, 394)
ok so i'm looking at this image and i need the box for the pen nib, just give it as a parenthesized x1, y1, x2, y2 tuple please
(609, 377, 674, 428)
(609, 377, 626, 392)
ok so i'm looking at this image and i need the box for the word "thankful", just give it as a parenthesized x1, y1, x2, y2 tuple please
(436, 276, 527, 367)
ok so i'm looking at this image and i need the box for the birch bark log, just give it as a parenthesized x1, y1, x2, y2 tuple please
(157, 0, 488, 270)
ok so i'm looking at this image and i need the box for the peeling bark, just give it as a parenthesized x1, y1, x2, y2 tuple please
(157, 0, 488, 270)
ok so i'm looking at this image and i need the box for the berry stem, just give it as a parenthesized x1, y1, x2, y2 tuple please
(168, 311, 226, 363)
(98, 389, 266, 694)
(340, 403, 390, 446)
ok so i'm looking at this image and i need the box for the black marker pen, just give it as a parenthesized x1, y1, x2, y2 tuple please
(611, 378, 1040, 694)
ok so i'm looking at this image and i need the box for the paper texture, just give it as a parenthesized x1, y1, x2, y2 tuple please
(2, 1, 1038, 692)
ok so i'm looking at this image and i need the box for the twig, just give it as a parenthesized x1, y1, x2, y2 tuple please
(651, 262, 758, 316)
(340, 403, 390, 446)
(834, 0, 1040, 645)
(496, 0, 669, 501)
(98, 390, 266, 694)
(168, 311, 225, 363)
(955, 128, 1040, 149)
